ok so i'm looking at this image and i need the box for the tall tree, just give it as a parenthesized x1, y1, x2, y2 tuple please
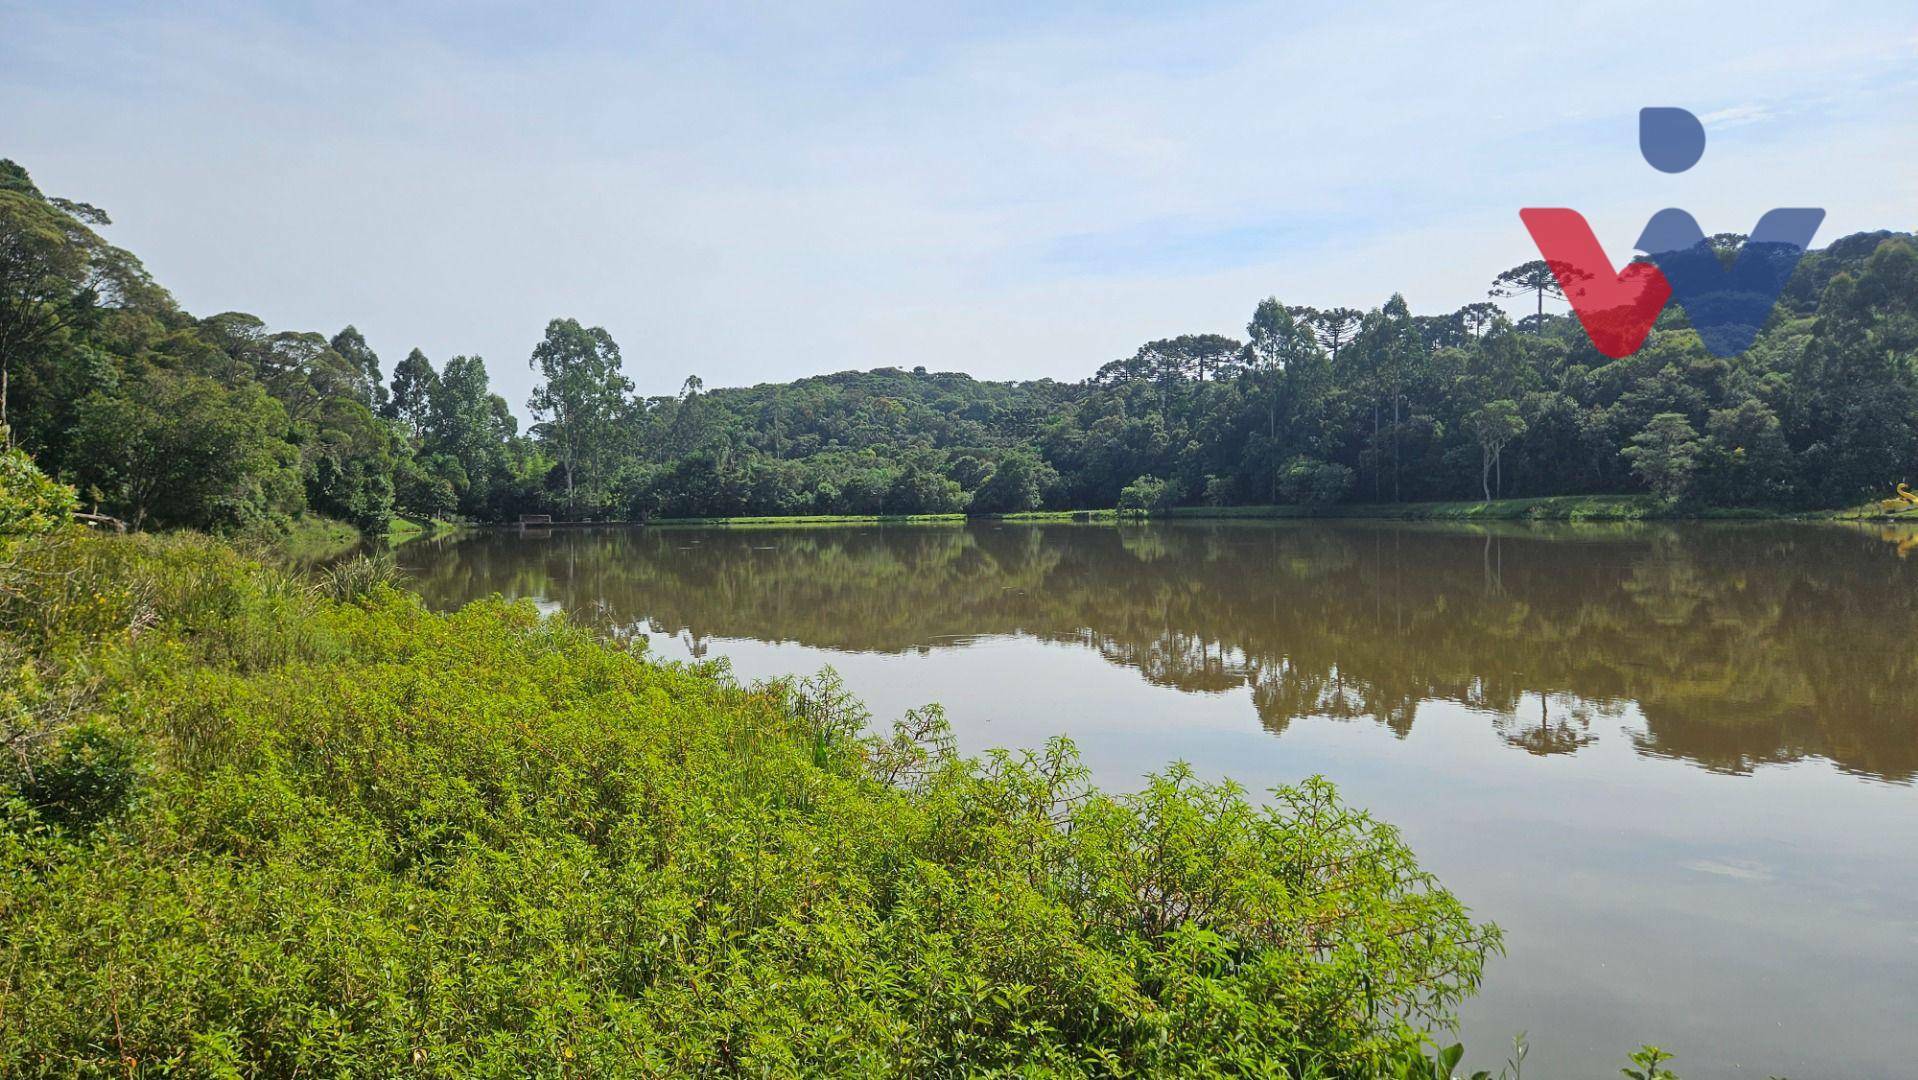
(1489, 260, 1585, 329)
(1457, 302, 1505, 339)
(0, 161, 161, 444)
(428, 355, 516, 516)
(1466, 400, 1526, 502)
(528, 318, 633, 515)
(1355, 295, 1425, 501)
(387, 348, 439, 437)
(329, 325, 388, 412)
(1622, 412, 1701, 501)
(1306, 307, 1363, 363)
(1244, 300, 1326, 500)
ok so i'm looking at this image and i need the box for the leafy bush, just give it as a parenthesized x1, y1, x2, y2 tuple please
(0, 530, 1502, 1076)
(0, 440, 76, 535)
(8, 721, 139, 829)
(1279, 456, 1357, 506)
(1116, 473, 1171, 515)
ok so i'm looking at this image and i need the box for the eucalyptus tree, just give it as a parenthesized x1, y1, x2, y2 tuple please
(429, 355, 516, 515)
(1466, 400, 1526, 502)
(329, 325, 388, 412)
(386, 348, 439, 438)
(528, 318, 634, 516)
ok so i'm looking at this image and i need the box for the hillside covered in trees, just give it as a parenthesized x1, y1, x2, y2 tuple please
(5, 156, 1917, 531)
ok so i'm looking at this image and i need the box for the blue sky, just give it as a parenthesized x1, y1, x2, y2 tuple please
(4, 1, 1915, 409)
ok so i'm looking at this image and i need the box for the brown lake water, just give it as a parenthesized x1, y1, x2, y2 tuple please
(396, 521, 1918, 1079)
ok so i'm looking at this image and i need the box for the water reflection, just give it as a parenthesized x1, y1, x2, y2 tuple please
(398, 521, 1918, 784)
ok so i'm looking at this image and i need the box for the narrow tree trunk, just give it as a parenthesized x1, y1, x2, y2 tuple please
(1392, 397, 1401, 502)
(1481, 444, 1492, 503)
(1372, 403, 1380, 500)
(1267, 388, 1280, 502)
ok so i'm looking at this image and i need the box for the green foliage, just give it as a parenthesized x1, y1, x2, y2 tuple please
(1391, 1033, 1530, 1080)
(8, 721, 139, 830)
(1116, 473, 1172, 514)
(0, 438, 76, 534)
(1464, 400, 1527, 503)
(1622, 413, 1702, 502)
(970, 450, 1054, 513)
(883, 460, 969, 514)
(1621, 1045, 1681, 1080)
(0, 530, 1502, 1075)
(68, 368, 303, 532)
(528, 318, 632, 515)
(1278, 456, 1357, 506)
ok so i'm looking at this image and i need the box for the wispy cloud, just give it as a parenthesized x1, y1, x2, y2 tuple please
(1699, 104, 1776, 129)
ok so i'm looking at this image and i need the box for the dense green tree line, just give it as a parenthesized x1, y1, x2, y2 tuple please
(0, 161, 551, 535)
(617, 232, 1918, 517)
(6, 155, 1917, 531)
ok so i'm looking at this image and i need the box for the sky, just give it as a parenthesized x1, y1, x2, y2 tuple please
(4, 1, 1916, 412)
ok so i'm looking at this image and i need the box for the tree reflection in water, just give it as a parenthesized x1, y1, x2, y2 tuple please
(398, 521, 1918, 783)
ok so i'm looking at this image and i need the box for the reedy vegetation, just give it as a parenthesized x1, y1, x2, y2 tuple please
(4, 157, 1918, 535)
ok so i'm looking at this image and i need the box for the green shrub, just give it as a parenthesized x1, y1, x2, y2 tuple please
(8, 721, 139, 830)
(0, 530, 1502, 1077)
(1116, 474, 1171, 515)
(1279, 456, 1357, 507)
(0, 440, 77, 536)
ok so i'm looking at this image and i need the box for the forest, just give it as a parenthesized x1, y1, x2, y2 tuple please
(5, 155, 1917, 536)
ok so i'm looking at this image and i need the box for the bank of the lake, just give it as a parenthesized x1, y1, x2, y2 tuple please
(263, 513, 362, 562)
(386, 514, 472, 544)
(637, 509, 1119, 528)
(2, 524, 1519, 1077)
(586, 494, 1905, 530)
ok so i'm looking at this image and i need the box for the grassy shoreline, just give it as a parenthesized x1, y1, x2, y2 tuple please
(261, 513, 361, 561)
(467, 495, 1918, 529)
(385, 514, 471, 544)
(524, 509, 1122, 529)
(1159, 495, 1665, 521)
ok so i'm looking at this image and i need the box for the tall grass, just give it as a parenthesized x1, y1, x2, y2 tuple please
(313, 549, 403, 603)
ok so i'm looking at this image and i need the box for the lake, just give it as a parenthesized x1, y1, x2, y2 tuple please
(395, 520, 1918, 1079)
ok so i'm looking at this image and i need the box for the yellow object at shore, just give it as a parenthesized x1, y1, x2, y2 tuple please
(1879, 483, 1918, 512)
